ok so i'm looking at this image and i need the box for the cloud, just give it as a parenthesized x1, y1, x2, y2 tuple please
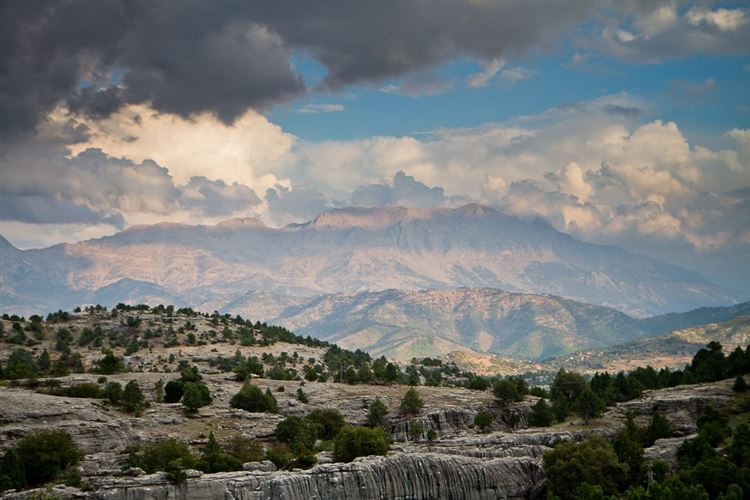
(466, 58, 506, 88)
(686, 7, 747, 31)
(594, 4, 750, 62)
(0, 1, 592, 137)
(265, 184, 331, 225)
(381, 71, 454, 97)
(351, 171, 445, 208)
(297, 103, 344, 113)
(66, 104, 294, 188)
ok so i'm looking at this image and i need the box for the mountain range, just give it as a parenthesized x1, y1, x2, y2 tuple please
(227, 288, 750, 361)
(0, 204, 742, 319)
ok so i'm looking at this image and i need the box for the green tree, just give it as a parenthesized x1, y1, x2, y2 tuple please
(16, 430, 82, 487)
(5, 349, 39, 379)
(528, 398, 554, 427)
(230, 381, 277, 413)
(408, 421, 424, 441)
(122, 380, 147, 416)
(103, 381, 123, 404)
(367, 398, 389, 428)
(296, 387, 309, 404)
(733, 375, 747, 392)
(644, 412, 674, 447)
(332, 426, 389, 462)
(127, 438, 195, 474)
(306, 409, 346, 440)
(195, 432, 242, 473)
(94, 350, 126, 374)
(614, 415, 644, 485)
(275, 416, 318, 452)
(182, 382, 210, 414)
(154, 379, 165, 403)
(164, 379, 184, 403)
(0, 449, 25, 491)
(543, 434, 627, 500)
(493, 379, 521, 403)
(577, 387, 605, 423)
(474, 411, 493, 433)
(399, 387, 424, 415)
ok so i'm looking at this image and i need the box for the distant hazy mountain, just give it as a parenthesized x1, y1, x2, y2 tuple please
(0, 204, 741, 318)
(546, 315, 750, 373)
(236, 288, 749, 361)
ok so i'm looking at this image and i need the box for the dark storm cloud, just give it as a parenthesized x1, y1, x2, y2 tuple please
(1, 1, 590, 137)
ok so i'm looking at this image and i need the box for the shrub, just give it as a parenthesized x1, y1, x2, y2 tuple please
(16, 430, 82, 487)
(399, 388, 424, 415)
(164, 379, 184, 403)
(644, 412, 674, 447)
(474, 411, 493, 433)
(426, 429, 437, 442)
(408, 421, 424, 441)
(296, 387, 309, 404)
(103, 381, 123, 404)
(93, 350, 126, 374)
(195, 432, 242, 473)
(224, 437, 264, 464)
(52, 383, 103, 399)
(0, 449, 25, 491)
(181, 382, 212, 414)
(275, 416, 318, 452)
(306, 408, 346, 440)
(733, 375, 747, 392)
(126, 439, 195, 474)
(577, 387, 605, 423)
(367, 398, 389, 428)
(122, 380, 147, 416)
(5, 349, 39, 379)
(332, 426, 389, 463)
(528, 398, 553, 427)
(543, 434, 627, 500)
(492, 380, 521, 403)
(230, 381, 277, 413)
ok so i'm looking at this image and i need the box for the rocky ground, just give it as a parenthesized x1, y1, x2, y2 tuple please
(1, 371, 747, 499)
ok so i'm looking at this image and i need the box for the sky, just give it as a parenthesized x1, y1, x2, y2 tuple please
(0, 1, 749, 293)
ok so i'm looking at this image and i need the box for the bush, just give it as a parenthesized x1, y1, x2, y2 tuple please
(577, 387, 605, 423)
(224, 437, 264, 464)
(0, 449, 25, 491)
(528, 398, 553, 427)
(275, 416, 318, 452)
(122, 380, 147, 416)
(230, 381, 277, 413)
(399, 388, 424, 415)
(408, 421, 424, 441)
(103, 381, 123, 404)
(733, 375, 747, 392)
(182, 382, 212, 414)
(164, 379, 184, 403)
(474, 411, 493, 433)
(367, 398, 389, 428)
(426, 429, 437, 442)
(306, 409, 346, 440)
(93, 350, 126, 374)
(332, 426, 389, 462)
(195, 432, 242, 473)
(296, 387, 309, 404)
(493, 380, 521, 403)
(5, 349, 39, 379)
(126, 438, 195, 474)
(52, 382, 103, 399)
(16, 430, 82, 487)
(543, 434, 627, 500)
(644, 412, 674, 447)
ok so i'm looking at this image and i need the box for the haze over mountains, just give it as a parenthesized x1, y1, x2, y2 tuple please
(1, 205, 740, 314)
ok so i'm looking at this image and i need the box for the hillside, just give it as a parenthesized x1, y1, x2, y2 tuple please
(238, 289, 750, 361)
(0, 205, 741, 318)
(546, 316, 750, 373)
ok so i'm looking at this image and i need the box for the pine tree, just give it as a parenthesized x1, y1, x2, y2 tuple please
(122, 380, 147, 416)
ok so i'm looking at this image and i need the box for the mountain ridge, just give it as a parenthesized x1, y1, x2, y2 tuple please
(0, 204, 743, 318)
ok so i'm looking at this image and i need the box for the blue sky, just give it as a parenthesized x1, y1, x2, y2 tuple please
(274, 49, 750, 146)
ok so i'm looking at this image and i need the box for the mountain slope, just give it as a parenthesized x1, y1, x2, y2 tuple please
(242, 288, 749, 361)
(0, 205, 741, 317)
